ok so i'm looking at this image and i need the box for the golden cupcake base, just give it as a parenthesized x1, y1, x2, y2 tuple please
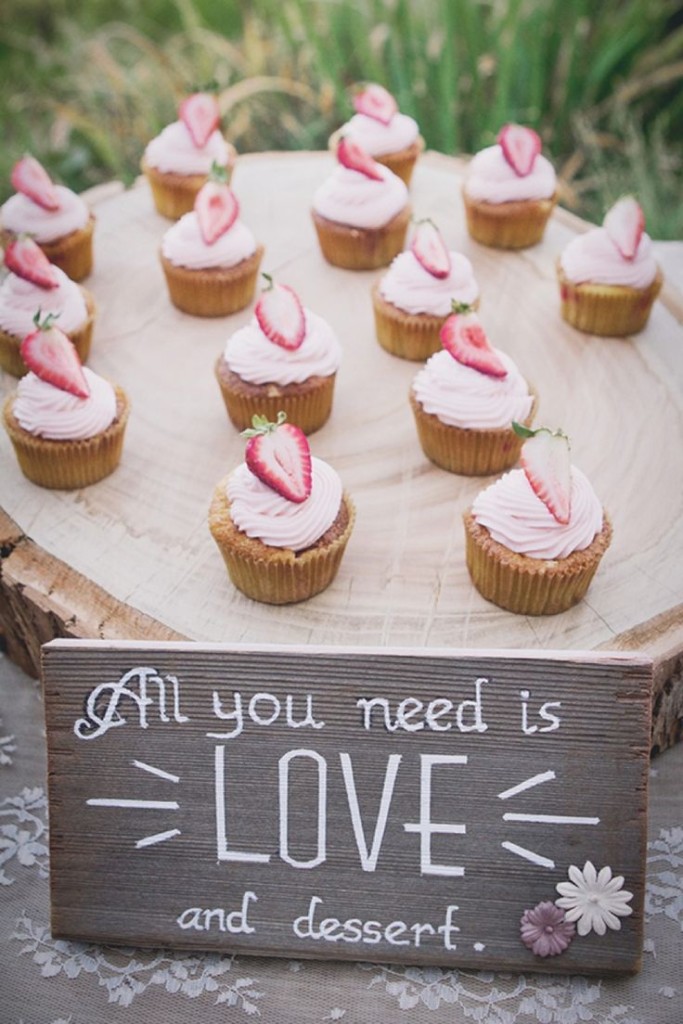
(312, 205, 411, 271)
(462, 188, 558, 250)
(141, 146, 237, 220)
(2, 216, 96, 282)
(160, 245, 264, 317)
(372, 282, 480, 362)
(215, 359, 336, 435)
(557, 262, 663, 337)
(0, 286, 96, 378)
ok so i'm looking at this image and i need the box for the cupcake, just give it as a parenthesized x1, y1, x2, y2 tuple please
(209, 412, 355, 604)
(160, 171, 264, 316)
(215, 275, 342, 434)
(463, 124, 557, 249)
(372, 218, 480, 360)
(3, 315, 129, 489)
(464, 425, 612, 615)
(1, 156, 94, 281)
(558, 196, 663, 337)
(312, 137, 411, 270)
(0, 236, 95, 377)
(410, 305, 536, 475)
(330, 82, 424, 187)
(141, 92, 236, 219)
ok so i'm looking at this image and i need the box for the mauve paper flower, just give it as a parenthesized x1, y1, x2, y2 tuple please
(555, 861, 634, 937)
(520, 900, 575, 957)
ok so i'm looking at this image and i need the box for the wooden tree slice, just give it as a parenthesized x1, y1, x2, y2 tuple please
(1, 153, 682, 752)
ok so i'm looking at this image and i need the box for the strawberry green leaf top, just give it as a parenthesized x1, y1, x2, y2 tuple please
(179, 92, 220, 149)
(497, 124, 542, 177)
(352, 83, 398, 125)
(254, 274, 306, 351)
(4, 236, 59, 290)
(603, 196, 644, 261)
(514, 423, 571, 525)
(336, 136, 384, 181)
(11, 155, 60, 211)
(195, 180, 239, 245)
(20, 312, 90, 399)
(440, 304, 507, 378)
(411, 218, 451, 279)
(242, 411, 312, 503)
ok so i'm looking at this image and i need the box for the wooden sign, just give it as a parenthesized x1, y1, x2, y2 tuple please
(42, 640, 652, 975)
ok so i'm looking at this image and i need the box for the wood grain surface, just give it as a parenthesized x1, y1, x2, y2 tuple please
(1, 152, 682, 748)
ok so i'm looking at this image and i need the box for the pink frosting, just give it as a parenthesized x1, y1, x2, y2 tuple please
(1, 186, 89, 243)
(336, 112, 419, 156)
(471, 466, 603, 559)
(313, 164, 408, 229)
(227, 457, 343, 550)
(0, 267, 88, 338)
(412, 349, 532, 429)
(12, 367, 117, 441)
(222, 309, 341, 385)
(144, 120, 232, 175)
(560, 228, 657, 288)
(162, 212, 256, 269)
(464, 144, 556, 204)
(379, 250, 479, 315)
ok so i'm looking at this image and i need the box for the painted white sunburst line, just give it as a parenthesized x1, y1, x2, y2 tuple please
(503, 813, 600, 825)
(502, 841, 555, 869)
(497, 771, 556, 801)
(135, 828, 181, 849)
(132, 760, 180, 783)
(86, 798, 179, 810)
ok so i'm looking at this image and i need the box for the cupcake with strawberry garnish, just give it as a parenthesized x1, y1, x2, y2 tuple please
(209, 412, 355, 604)
(160, 167, 263, 316)
(464, 425, 612, 615)
(312, 137, 410, 270)
(142, 92, 236, 219)
(463, 124, 557, 249)
(0, 237, 95, 377)
(409, 304, 536, 475)
(1, 156, 94, 281)
(372, 218, 480, 361)
(215, 275, 342, 434)
(3, 314, 129, 489)
(558, 196, 663, 337)
(330, 83, 424, 187)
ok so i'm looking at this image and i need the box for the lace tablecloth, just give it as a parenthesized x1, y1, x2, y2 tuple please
(1, 652, 681, 1024)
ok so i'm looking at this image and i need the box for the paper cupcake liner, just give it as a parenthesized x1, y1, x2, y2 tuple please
(557, 262, 663, 337)
(375, 137, 425, 187)
(209, 482, 355, 604)
(463, 509, 613, 615)
(3, 387, 129, 490)
(312, 206, 411, 270)
(141, 147, 236, 220)
(409, 388, 537, 476)
(462, 188, 557, 249)
(215, 359, 336, 434)
(372, 283, 480, 361)
(1, 217, 95, 283)
(0, 287, 96, 378)
(160, 245, 264, 317)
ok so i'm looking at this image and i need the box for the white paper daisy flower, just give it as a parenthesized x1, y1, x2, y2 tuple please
(555, 861, 634, 936)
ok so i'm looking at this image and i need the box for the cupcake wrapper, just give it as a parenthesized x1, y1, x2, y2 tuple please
(409, 389, 537, 476)
(160, 245, 264, 317)
(312, 206, 411, 271)
(557, 263, 663, 337)
(463, 510, 613, 615)
(462, 189, 557, 249)
(0, 287, 96, 378)
(372, 283, 480, 361)
(2, 217, 95, 283)
(215, 359, 336, 435)
(3, 387, 129, 490)
(141, 148, 236, 220)
(374, 137, 425, 187)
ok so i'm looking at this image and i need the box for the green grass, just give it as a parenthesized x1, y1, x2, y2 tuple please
(1, 0, 681, 236)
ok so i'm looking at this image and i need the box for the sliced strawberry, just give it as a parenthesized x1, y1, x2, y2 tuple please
(337, 136, 384, 181)
(353, 83, 398, 125)
(20, 313, 89, 399)
(515, 424, 571, 525)
(195, 181, 239, 244)
(440, 306, 507, 378)
(603, 196, 644, 261)
(497, 124, 542, 177)
(179, 92, 220, 149)
(411, 219, 451, 279)
(4, 236, 59, 289)
(243, 413, 312, 503)
(255, 274, 306, 351)
(11, 155, 60, 211)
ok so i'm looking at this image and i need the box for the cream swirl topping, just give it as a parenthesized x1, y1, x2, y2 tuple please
(472, 466, 603, 559)
(560, 227, 657, 288)
(13, 366, 117, 441)
(337, 112, 419, 156)
(464, 144, 556, 204)
(223, 309, 342, 385)
(380, 250, 479, 315)
(227, 457, 342, 550)
(1, 186, 89, 243)
(162, 212, 256, 269)
(313, 165, 408, 229)
(143, 120, 231, 175)
(0, 267, 88, 338)
(412, 349, 532, 429)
